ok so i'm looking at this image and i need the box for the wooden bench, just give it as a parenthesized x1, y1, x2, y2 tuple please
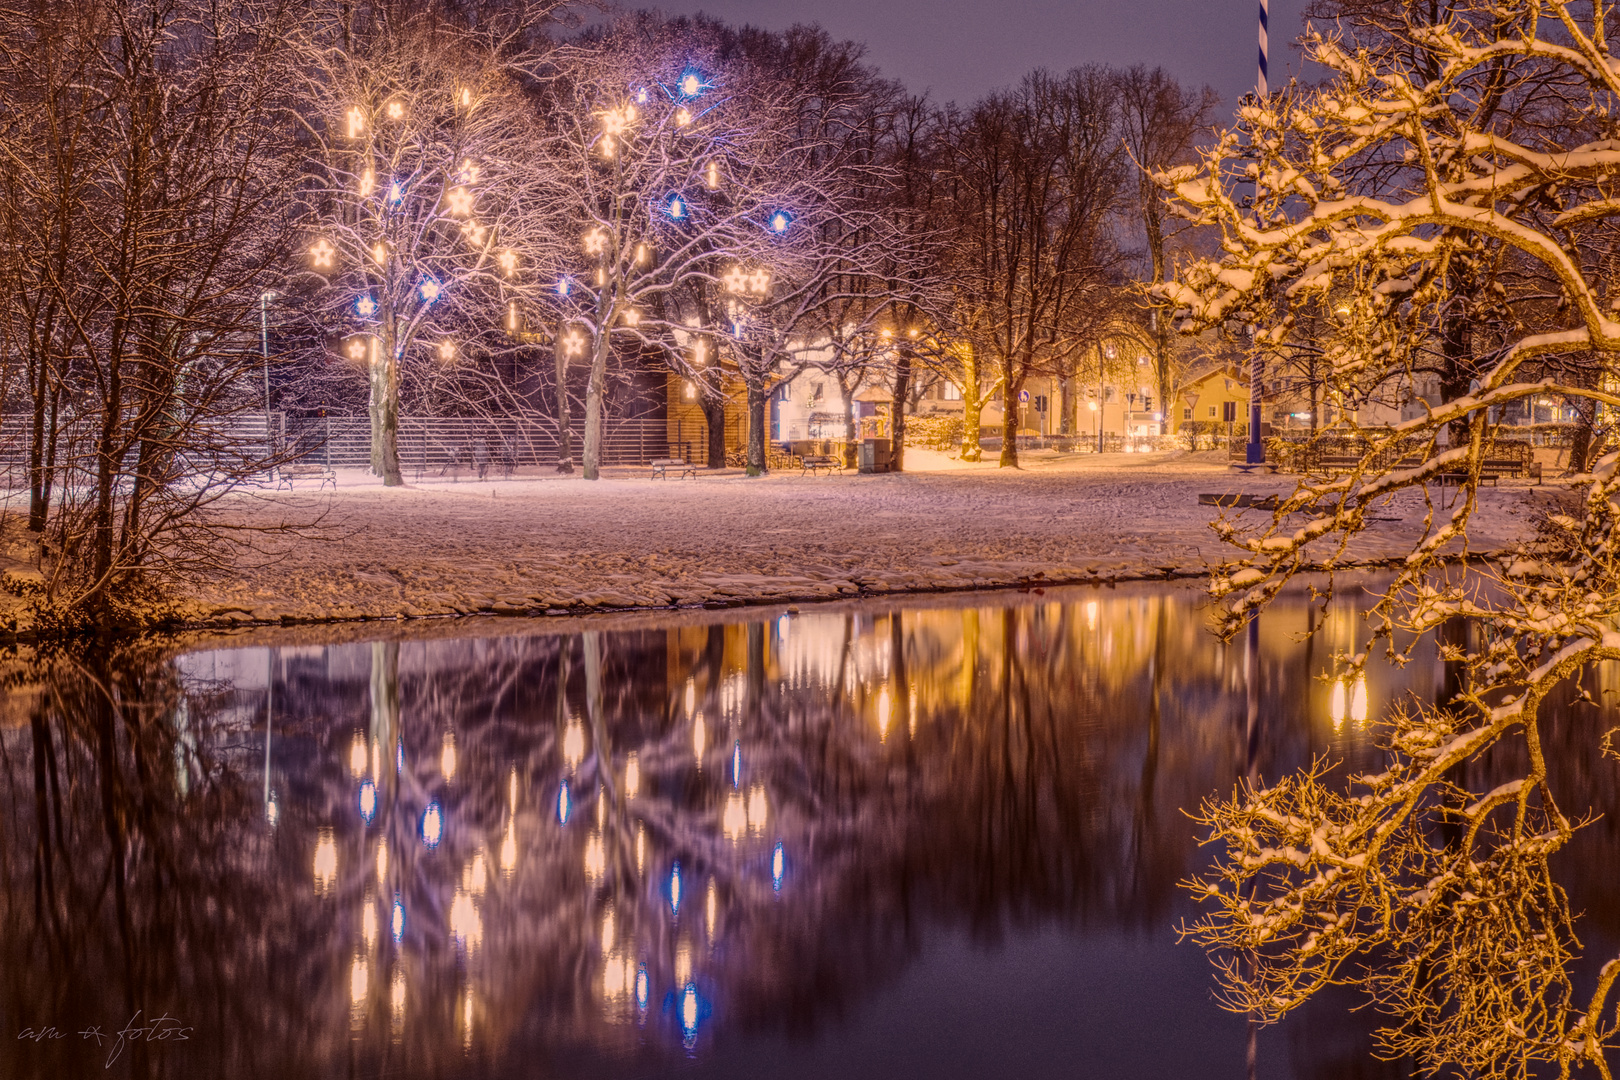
(1199, 492, 1279, 510)
(801, 454, 843, 477)
(277, 462, 335, 490)
(651, 458, 695, 480)
(1436, 458, 1536, 487)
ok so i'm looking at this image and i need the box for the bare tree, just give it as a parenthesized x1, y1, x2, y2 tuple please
(0, 0, 309, 627)
(286, 2, 562, 486)
(943, 68, 1129, 467)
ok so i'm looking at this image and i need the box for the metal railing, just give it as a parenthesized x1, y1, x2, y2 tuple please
(256, 414, 670, 471)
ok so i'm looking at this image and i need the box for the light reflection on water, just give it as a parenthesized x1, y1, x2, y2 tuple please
(0, 579, 1616, 1079)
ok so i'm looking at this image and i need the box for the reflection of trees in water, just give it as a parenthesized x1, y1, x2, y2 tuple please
(0, 585, 1537, 1077)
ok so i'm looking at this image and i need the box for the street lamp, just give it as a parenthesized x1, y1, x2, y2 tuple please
(260, 290, 280, 473)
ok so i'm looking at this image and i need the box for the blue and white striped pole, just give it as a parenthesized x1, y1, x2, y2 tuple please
(1246, 0, 1269, 466)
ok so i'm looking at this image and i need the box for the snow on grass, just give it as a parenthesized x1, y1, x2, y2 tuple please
(180, 449, 1542, 627)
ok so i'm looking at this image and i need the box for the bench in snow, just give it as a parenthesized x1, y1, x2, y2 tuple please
(650, 458, 695, 480)
(277, 463, 335, 490)
(800, 455, 843, 476)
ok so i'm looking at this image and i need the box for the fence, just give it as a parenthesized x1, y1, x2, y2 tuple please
(248, 414, 670, 471)
(0, 414, 671, 488)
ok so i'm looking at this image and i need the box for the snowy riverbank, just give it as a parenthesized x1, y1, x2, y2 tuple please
(165, 448, 1551, 629)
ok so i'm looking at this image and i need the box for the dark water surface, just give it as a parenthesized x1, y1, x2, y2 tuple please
(3, 580, 1617, 1079)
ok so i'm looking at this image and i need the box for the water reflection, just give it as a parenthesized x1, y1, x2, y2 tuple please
(0, 581, 1615, 1079)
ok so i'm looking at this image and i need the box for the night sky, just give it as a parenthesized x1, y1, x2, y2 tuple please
(650, 0, 1315, 111)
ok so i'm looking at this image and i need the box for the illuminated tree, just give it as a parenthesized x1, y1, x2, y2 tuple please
(287, 3, 561, 485)
(1164, 3, 1620, 1073)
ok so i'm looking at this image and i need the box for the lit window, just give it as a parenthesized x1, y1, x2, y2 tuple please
(941, 381, 962, 401)
(1208, 406, 1217, 418)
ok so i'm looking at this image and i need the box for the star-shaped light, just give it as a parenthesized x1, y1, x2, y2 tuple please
(562, 330, 586, 357)
(386, 100, 404, 120)
(310, 238, 336, 268)
(457, 159, 480, 184)
(722, 266, 748, 293)
(356, 295, 377, 317)
(499, 250, 517, 276)
(347, 339, 367, 361)
(446, 187, 473, 215)
(623, 308, 640, 326)
(583, 229, 607, 255)
(769, 211, 792, 234)
(419, 279, 441, 304)
(438, 340, 456, 361)
(462, 221, 486, 245)
(748, 269, 771, 294)
(680, 72, 703, 97)
(388, 181, 404, 205)
(675, 107, 691, 127)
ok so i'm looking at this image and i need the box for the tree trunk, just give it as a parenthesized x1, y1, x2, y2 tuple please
(891, 348, 912, 472)
(582, 331, 608, 481)
(999, 375, 1020, 468)
(1060, 375, 1076, 436)
(960, 347, 983, 462)
(697, 380, 726, 468)
(368, 331, 402, 486)
(554, 323, 574, 474)
(745, 380, 768, 476)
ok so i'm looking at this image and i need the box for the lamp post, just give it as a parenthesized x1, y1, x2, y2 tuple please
(260, 290, 279, 474)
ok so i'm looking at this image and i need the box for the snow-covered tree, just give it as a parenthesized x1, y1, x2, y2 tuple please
(287, 2, 561, 485)
(1163, 4, 1620, 1073)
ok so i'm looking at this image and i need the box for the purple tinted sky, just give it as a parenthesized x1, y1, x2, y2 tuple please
(649, 0, 1314, 111)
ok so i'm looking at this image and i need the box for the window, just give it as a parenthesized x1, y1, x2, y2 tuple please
(1208, 406, 1217, 418)
(941, 380, 963, 401)
(1183, 407, 1192, 420)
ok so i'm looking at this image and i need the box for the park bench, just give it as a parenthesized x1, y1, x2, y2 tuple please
(1436, 457, 1539, 487)
(800, 454, 843, 477)
(277, 462, 335, 490)
(1199, 492, 1279, 510)
(650, 458, 695, 480)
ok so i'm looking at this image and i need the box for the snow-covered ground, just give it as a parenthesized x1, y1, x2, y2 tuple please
(179, 448, 1550, 627)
